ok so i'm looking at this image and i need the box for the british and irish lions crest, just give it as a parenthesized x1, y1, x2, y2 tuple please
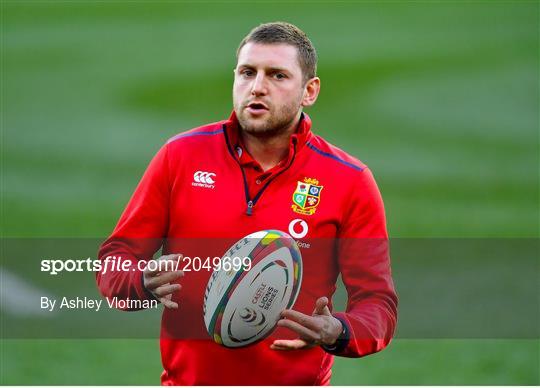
(291, 178, 323, 216)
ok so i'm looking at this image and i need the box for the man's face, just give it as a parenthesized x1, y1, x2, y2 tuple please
(233, 42, 306, 137)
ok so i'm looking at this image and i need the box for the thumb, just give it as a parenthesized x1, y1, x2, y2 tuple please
(314, 296, 331, 316)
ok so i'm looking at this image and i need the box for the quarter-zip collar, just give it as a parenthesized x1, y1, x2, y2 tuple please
(223, 110, 310, 215)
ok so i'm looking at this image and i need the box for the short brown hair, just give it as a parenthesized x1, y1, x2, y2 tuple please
(237, 22, 317, 82)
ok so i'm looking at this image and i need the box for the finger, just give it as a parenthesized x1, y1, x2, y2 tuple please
(281, 309, 323, 332)
(144, 254, 183, 276)
(314, 296, 331, 316)
(277, 319, 321, 342)
(145, 269, 183, 290)
(160, 297, 178, 309)
(145, 270, 184, 290)
(271, 339, 308, 349)
(153, 283, 182, 298)
(270, 342, 297, 351)
(270, 339, 310, 350)
(144, 253, 182, 275)
(144, 257, 178, 277)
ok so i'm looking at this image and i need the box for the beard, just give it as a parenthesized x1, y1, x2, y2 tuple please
(234, 98, 302, 138)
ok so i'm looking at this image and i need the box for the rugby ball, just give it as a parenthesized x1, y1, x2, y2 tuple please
(203, 230, 303, 348)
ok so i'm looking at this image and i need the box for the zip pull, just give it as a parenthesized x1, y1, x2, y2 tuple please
(246, 200, 254, 216)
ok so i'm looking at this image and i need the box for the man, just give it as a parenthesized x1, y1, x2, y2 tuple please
(98, 22, 397, 385)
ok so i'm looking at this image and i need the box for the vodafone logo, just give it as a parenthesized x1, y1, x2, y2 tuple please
(288, 219, 308, 239)
(192, 171, 216, 189)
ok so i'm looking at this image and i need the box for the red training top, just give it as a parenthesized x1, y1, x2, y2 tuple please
(97, 111, 398, 385)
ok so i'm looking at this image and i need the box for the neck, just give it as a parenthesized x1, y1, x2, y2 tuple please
(240, 113, 302, 171)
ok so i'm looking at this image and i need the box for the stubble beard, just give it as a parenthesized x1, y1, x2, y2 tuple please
(235, 100, 302, 139)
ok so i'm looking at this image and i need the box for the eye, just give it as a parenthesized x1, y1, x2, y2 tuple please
(240, 69, 254, 77)
(274, 73, 287, 80)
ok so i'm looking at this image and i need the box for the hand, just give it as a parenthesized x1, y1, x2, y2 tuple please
(143, 254, 184, 309)
(270, 296, 343, 351)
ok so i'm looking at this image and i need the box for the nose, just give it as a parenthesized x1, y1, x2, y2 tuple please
(250, 72, 267, 96)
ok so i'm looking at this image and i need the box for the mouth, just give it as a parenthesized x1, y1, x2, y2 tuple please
(246, 102, 269, 114)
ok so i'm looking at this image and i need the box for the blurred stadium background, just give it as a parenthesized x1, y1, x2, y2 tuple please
(1, 1, 538, 385)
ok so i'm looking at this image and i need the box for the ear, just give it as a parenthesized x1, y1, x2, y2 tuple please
(301, 77, 321, 107)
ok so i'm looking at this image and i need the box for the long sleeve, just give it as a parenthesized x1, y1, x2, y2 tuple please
(331, 167, 398, 357)
(96, 144, 171, 309)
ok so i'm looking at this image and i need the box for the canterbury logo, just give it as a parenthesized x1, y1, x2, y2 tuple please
(192, 171, 216, 189)
(194, 171, 216, 184)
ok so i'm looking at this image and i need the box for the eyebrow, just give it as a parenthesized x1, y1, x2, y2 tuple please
(237, 64, 291, 73)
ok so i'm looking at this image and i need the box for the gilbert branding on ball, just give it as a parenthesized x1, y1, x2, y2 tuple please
(203, 230, 303, 348)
